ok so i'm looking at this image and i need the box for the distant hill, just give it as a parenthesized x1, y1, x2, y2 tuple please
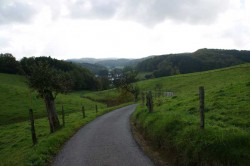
(136, 48, 250, 78)
(67, 58, 143, 69)
(95, 58, 140, 69)
(76, 62, 108, 75)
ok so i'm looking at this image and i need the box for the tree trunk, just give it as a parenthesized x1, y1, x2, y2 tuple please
(44, 94, 60, 133)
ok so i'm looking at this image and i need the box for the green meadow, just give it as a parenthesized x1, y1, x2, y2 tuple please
(0, 72, 127, 165)
(1, 63, 250, 165)
(0, 73, 109, 125)
(132, 63, 250, 165)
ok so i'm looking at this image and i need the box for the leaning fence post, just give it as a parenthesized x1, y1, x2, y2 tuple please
(29, 109, 37, 145)
(199, 86, 205, 129)
(62, 106, 65, 127)
(82, 105, 85, 118)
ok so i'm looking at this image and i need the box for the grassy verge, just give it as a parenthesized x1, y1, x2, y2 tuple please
(130, 116, 170, 166)
(82, 89, 133, 106)
(82, 89, 118, 101)
(0, 102, 132, 166)
(131, 64, 250, 165)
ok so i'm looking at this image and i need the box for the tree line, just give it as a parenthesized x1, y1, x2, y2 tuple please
(0, 53, 101, 91)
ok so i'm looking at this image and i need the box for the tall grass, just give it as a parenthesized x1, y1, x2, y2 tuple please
(132, 63, 250, 165)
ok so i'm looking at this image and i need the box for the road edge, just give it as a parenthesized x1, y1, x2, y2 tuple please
(130, 111, 171, 166)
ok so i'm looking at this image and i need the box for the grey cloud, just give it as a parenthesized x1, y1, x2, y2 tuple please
(0, 0, 36, 25)
(68, 0, 119, 19)
(68, 0, 229, 26)
(119, 0, 230, 25)
(0, 0, 230, 26)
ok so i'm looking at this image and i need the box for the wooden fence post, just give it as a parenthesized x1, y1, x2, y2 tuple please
(82, 105, 85, 118)
(62, 106, 65, 127)
(141, 92, 145, 106)
(199, 86, 205, 129)
(95, 105, 98, 114)
(29, 109, 37, 145)
(146, 91, 153, 113)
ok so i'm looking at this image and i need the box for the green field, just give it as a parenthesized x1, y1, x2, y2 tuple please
(0, 73, 108, 125)
(82, 89, 118, 102)
(132, 63, 250, 165)
(1, 63, 250, 165)
(0, 73, 128, 165)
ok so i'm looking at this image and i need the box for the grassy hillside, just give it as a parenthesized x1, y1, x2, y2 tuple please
(0, 72, 128, 165)
(0, 73, 106, 125)
(82, 89, 133, 107)
(132, 63, 250, 165)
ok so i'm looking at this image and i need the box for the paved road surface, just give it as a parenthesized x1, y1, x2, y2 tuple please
(53, 104, 154, 166)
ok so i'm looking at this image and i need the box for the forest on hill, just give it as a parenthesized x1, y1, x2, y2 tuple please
(0, 54, 100, 91)
(136, 48, 250, 78)
(66, 48, 250, 80)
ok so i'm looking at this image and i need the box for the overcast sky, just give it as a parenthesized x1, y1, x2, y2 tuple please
(0, 0, 249, 60)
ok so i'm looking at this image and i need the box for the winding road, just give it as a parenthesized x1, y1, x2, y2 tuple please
(53, 104, 154, 166)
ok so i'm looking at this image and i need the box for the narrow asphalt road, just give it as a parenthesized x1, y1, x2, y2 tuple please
(53, 104, 154, 166)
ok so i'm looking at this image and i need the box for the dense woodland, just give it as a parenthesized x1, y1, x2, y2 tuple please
(136, 49, 250, 78)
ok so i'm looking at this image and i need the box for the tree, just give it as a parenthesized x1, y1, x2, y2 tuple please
(97, 77, 110, 90)
(20, 56, 98, 91)
(0, 53, 21, 74)
(96, 69, 110, 90)
(155, 83, 163, 97)
(27, 61, 72, 133)
(112, 68, 140, 102)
